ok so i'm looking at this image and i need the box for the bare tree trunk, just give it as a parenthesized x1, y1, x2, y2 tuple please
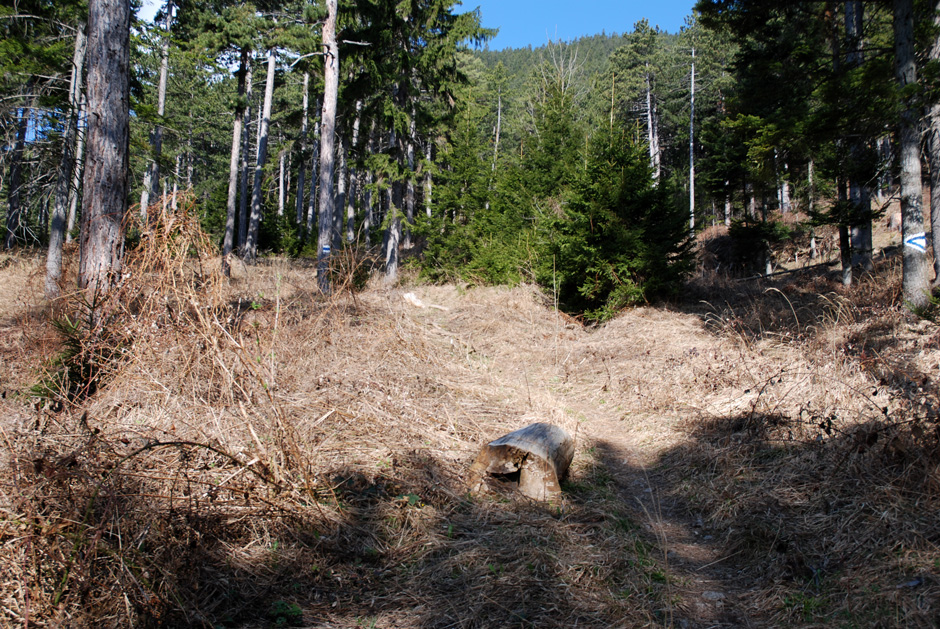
(334, 137, 347, 247)
(846, 0, 873, 271)
(894, 0, 930, 308)
(66, 93, 87, 244)
(140, 4, 172, 220)
(808, 159, 817, 260)
(689, 46, 695, 233)
(645, 67, 661, 181)
(345, 100, 362, 243)
(278, 149, 286, 217)
(385, 181, 401, 284)
(244, 48, 275, 261)
(5, 90, 32, 250)
(403, 108, 416, 249)
(317, 0, 339, 293)
(171, 154, 179, 211)
(221, 48, 248, 276)
(238, 60, 254, 251)
(492, 87, 501, 171)
(306, 96, 320, 236)
(424, 140, 432, 218)
(838, 179, 852, 286)
(78, 0, 130, 303)
(46, 22, 87, 298)
(295, 72, 309, 226)
(929, 0, 940, 285)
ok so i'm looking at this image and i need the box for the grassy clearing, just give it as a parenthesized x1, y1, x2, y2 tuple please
(1, 209, 938, 627)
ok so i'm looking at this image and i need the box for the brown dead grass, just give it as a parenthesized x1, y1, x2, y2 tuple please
(0, 203, 939, 627)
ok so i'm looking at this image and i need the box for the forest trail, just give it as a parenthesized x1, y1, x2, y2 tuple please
(6, 259, 936, 627)
(589, 415, 752, 628)
(394, 284, 765, 627)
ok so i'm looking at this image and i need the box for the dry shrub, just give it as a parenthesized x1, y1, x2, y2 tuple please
(0, 203, 666, 627)
(3, 201, 939, 627)
(653, 259, 940, 626)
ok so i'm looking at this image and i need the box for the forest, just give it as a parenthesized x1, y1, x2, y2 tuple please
(1, 0, 940, 626)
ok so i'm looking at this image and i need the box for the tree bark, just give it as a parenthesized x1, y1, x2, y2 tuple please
(306, 97, 320, 236)
(345, 100, 362, 243)
(846, 0, 873, 271)
(5, 90, 32, 250)
(894, 0, 930, 309)
(238, 59, 254, 251)
(334, 137, 347, 248)
(468, 423, 574, 502)
(46, 22, 87, 298)
(384, 181, 401, 284)
(244, 47, 275, 261)
(929, 0, 940, 285)
(278, 148, 286, 217)
(139, 4, 172, 220)
(78, 0, 130, 303)
(424, 140, 432, 218)
(403, 108, 416, 249)
(317, 0, 339, 293)
(295, 72, 309, 226)
(66, 93, 87, 244)
(645, 66, 661, 181)
(689, 46, 695, 233)
(221, 48, 248, 276)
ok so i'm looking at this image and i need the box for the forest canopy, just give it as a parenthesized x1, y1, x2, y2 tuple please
(2, 0, 940, 317)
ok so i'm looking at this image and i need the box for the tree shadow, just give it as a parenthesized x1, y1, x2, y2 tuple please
(588, 409, 940, 627)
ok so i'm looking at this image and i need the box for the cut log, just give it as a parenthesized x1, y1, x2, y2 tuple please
(468, 423, 574, 502)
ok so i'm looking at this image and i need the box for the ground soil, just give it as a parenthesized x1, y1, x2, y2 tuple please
(2, 224, 938, 627)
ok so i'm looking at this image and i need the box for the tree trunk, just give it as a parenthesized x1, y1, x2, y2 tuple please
(5, 90, 32, 250)
(306, 98, 320, 236)
(689, 46, 695, 233)
(278, 149, 286, 217)
(384, 181, 401, 284)
(345, 100, 362, 243)
(334, 137, 347, 248)
(295, 72, 309, 226)
(492, 87, 501, 171)
(846, 0, 873, 271)
(468, 423, 574, 502)
(46, 23, 87, 298)
(66, 93, 87, 244)
(317, 0, 339, 294)
(645, 67, 661, 181)
(929, 0, 940, 285)
(244, 47, 275, 261)
(403, 109, 416, 249)
(221, 48, 248, 277)
(894, 0, 930, 309)
(238, 59, 254, 251)
(78, 0, 130, 303)
(424, 140, 432, 218)
(139, 4, 172, 220)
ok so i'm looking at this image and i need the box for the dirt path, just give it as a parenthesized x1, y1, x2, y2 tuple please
(404, 286, 764, 626)
(589, 416, 753, 628)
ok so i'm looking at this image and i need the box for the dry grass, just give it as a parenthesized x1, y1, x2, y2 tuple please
(0, 203, 939, 627)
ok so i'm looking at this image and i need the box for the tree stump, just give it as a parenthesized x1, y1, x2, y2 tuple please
(468, 423, 574, 502)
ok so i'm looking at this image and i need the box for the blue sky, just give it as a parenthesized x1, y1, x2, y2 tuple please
(460, 0, 697, 50)
(139, 0, 697, 49)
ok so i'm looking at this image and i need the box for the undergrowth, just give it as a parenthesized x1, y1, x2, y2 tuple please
(1, 199, 938, 627)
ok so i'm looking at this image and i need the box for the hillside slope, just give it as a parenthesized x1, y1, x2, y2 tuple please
(0, 251, 938, 627)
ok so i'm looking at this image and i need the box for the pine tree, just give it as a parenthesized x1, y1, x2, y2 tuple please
(79, 0, 130, 302)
